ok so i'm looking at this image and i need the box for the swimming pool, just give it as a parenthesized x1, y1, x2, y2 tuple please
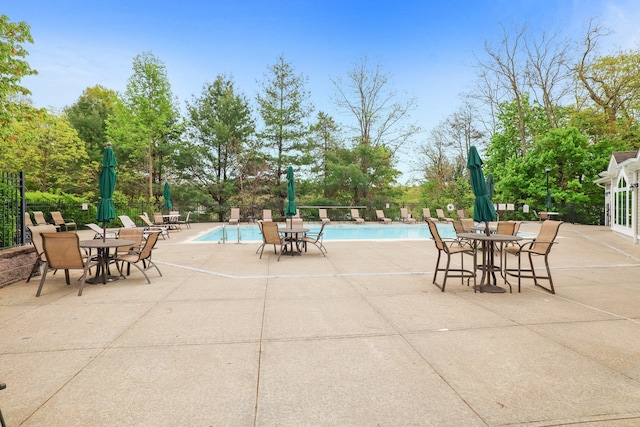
(194, 223, 457, 242)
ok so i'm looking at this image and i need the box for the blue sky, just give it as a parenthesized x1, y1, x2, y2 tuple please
(5, 1, 640, 181)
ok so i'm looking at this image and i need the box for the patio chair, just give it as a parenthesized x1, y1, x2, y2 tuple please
(168, 210, 181, 231)
(139, 214, 170, 239)
(36, 232, 99, 297)
(26, 225, 59, 282)
(113, 231, 162, 283)
(301, 222, 327, 256)
(0, 382, 5, 427)
(461, 218, 475, 232)
(24, 211, 34, 227)
(318, 208, 331, 224)
(426, 219, 476, 292)
(177, 211, 192, 229)
(350, 209, 365, 224)
(457, 209, 466, 219)
(257, 221, 287, 260)
(229, 208, 240, 225)
(422, 208, 438, 222)
(33, 211, 47, 226)
(375, 209, 392, 224)
(86, 223, 119, 239)
(51, 211, 77, 231)
(504, 220, 563, 294)
(262, 209, 273, 222)
(400, 207, 416, 223)
(436, 208, 454, 223)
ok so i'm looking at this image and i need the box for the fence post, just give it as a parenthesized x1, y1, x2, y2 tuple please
(20, 171, 26, 245)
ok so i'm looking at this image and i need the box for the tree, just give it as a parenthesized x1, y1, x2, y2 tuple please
(0, 14, 37, 126)
(256, 55, 314, 208)
(1, 108, 91, 192)
(106, 52, 180, 200)
(307, 111, 342, 197)
(332, 57, 418, 203)
(65, 85, 117, 164)
(179, 75, 255, 221)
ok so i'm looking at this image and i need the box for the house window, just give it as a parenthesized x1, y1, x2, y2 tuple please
(613, 175, 632, 229)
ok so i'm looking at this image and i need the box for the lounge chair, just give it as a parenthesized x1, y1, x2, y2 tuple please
(426, 219, 476, 292)
(139, 214, 170, 239)
(113, 231, 162, 283)
(436, 208, 454, 223)
(318, 208, 330, 224)
(51, 211, 77, 231)
(36, 232, 99, 297)
(262, 209, 273, 222)
(301, 222, 327, 256)
(33, 211, 55, 229)
(24, 212, 34, 227)
(26, 225, 59, 282)
(350, 209, 365, 224)
(229, 208, 240, 225)
(289, 209, 303, 228)
(422, 208, 438, 222)
(86, 223, 119, 239)
(375, 209, 392, 224)
(400, 208, 416, 224)
(457, 209, 466, 219)
(504, 220, 563, 294)
(257, 221, 287, 260)
(177, 211, 191, 229)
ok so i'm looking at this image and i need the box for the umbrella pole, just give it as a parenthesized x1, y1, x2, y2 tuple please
(103, 222, 107, 242)
(484, 221, 491, 236)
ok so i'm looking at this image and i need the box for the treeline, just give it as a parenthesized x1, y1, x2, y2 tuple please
(2, 15, 639, 223)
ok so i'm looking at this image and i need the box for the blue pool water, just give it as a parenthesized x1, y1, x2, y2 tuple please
(195, 223, 457, 242)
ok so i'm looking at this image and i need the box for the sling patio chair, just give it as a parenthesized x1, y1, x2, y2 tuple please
(51, 211, 77, 231)
(318, 208, 331, 224)
(86, 223, 119, 239)
(457, 209, 466, 219)
(426, 219, 476, 292)
(113, 231, 162, 283)
(177, 211, 192, 229)
(229, 208, 240, 225)
(301, 222, 327, 256)
(504, 220, 563, 294)
(350, 209, 365, 224)
(375, 209, 392, 224)
(36, 232, 99, 297)
(400, 207, 416, 223)
(435, 208, 454, 223)
(139, 214, 170, 239)
(33, 211, 49, 226)
(256, 221, 287, 260)
(461, 218, 475, 232)
(24, 211, 34, 227)
(422, 208, 438, 222)
(26, 225, 59, 282)
(262, 209, 273, 222)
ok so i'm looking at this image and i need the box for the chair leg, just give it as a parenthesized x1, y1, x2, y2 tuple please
(0, 383, 6, 427)
(36, 262, 50, 297)
(26, 257, 41, 282)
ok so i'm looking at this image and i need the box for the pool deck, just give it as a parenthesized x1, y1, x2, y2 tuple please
(1, 221, 640, 426)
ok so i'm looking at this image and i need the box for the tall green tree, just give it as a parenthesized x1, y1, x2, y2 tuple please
(65, 85, 117, 164)
(0, 14, 37, 126)
(307, 111, 342, 197)
(1, 108, 91, 192)
(106, 52, 180, 200)
(179, 75, 255, 221)
(256, 55, 314, 208)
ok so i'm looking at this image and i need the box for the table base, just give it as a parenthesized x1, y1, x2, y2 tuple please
(475, 284, 507, 293)
(85, 275, 121, 284)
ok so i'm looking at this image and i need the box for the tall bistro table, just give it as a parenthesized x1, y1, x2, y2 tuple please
(457, 233, 522, 293)
(278, 227, 309, 256)
(79, 239, 135, 284)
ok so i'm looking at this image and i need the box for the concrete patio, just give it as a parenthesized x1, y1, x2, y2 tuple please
(1, 221, 639, 426)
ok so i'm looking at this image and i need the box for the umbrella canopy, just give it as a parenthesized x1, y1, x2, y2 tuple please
(467, 146, 496, 234)
(486, 173, 495, 200)
(284, 166, 297, 218)
(164, 181, 172, 210)
(96, 143, 118, 241)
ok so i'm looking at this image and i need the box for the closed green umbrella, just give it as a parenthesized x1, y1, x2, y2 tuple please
(467, 146, 496, 236)
(164, 181, 172, 210)
(96, 142, 118, 241)
(284, 166, 297, 226)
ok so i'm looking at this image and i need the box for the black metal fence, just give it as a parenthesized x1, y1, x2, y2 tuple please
(0, 172, 26, 250)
